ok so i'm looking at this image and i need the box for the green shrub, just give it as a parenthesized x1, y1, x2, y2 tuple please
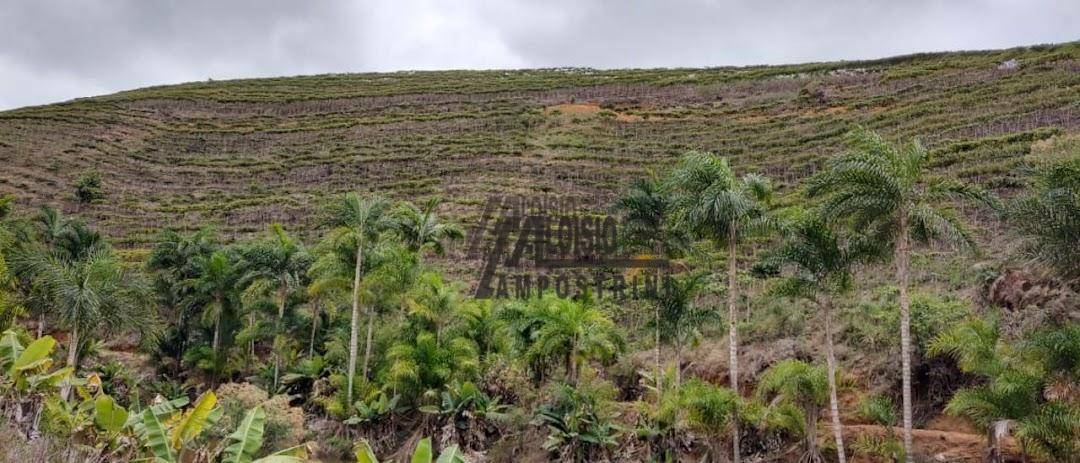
(841, 289, 972, 356)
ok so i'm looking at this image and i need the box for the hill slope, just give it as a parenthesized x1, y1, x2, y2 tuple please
(1, 43, 1078, 247)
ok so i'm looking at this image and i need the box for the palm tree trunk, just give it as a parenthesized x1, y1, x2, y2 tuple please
(362, 308, 376, 379)
(895, 214, 914, 463)
(823, 297, 846, 463)
(726, 229, 741, 463)
(805, 406, 821, 463)
(62, 324, 79, 400)
(347, 242, 363, 404)
(248, 312, 255, 357)
(655, 301, 662, 396)
(675, 337, 682, 389)
(212, 315, 221, 354)
(212, 311, 221, 387)
(309, 301, 319, 357)
(37, 314, 44, 338)
(66, 324, 79, 368)
(273, 290, 285, 390)
(178, 309, 187, 370)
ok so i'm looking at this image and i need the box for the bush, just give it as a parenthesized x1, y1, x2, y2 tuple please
(535, 377, 621, 461)
(841, 289, 972, 356)
(73, 170, 104, 204)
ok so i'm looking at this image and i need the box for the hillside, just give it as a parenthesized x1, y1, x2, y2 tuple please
(1, 43, 1077, 249)
(2, 41, 1080, 463)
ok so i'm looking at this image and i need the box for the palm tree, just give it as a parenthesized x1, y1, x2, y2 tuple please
(656, 273, 712, 389)
(18, 246, 152, 372)
(806, 127, 995, 461)
(614, 177, 688, 394)
(1006, 153, 1080, 279)
(504, 294, 623, 384)
(929, 321, 1080, 462)
(146, 227, 218, 366)
(680, 379, 741, 460)
(386, 331, 479, 403)
(404, 271, 462, 343)
(324, 192, 396, 404)
(666, 151, 774, 463)
(237, 224, 310, 389)
(756, 359, 831, 463)
(12, 213, 147, 377)
(304, 266, 346, 358)
(359, 237, 420, 371)
(19, 207, 105, 336)
(394, 196, 464, 257)
(185, 250, 240, 382)
(458, 298, 504, 362)
(30, 205, 70, 251)
(757, 210, 886, 463)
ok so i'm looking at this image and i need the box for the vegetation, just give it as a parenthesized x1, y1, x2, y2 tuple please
(756, 209, 883, 463)
(1006, 149, 1080, 278)
(666, 151, 774, 462)
(806, 126, 995, 461)
(0, 43, 1078, 462)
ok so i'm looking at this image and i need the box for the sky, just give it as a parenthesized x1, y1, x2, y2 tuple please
(1, 0, 1077, 110)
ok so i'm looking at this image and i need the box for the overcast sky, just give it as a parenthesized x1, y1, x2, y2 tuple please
(1, 0, 1077, 110)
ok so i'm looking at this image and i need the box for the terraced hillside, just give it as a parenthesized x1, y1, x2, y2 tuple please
(1, 42, 1078, 248)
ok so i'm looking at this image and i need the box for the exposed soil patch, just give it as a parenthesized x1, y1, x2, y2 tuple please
(543, 102, 645, 122)
(835, 424, 1015, 463)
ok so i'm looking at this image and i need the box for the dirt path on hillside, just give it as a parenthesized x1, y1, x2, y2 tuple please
(831, 424, 1015, 462)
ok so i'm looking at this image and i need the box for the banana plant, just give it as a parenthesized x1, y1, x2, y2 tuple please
(419, 381, 508, 449)
(0, 329, 24, 370)
(344, 391, 402, 427)
(134, 390, 308, 463)
(355, 437, 467, 463)
(1, 331, 74, 438)
(3, 333, 72, 392)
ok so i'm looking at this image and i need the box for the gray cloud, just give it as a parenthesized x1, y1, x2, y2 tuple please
(1, 0, 1077, 110)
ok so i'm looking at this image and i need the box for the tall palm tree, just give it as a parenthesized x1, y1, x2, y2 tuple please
(18, 241, 155, 402)
(185, 249, 240, 381)
(238, 224, 311, 389)
(305, 262, 347, 358)
(324, 193, 396, 404)
(806, 127, 995, 461)
(666, 151, 774, 463)
(614, 177, 688, 394)
(757, 210, 886, 463)
(146, 227, 218, 366)
(394, 196, 464, 257)
(358, 238, 420, 376)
